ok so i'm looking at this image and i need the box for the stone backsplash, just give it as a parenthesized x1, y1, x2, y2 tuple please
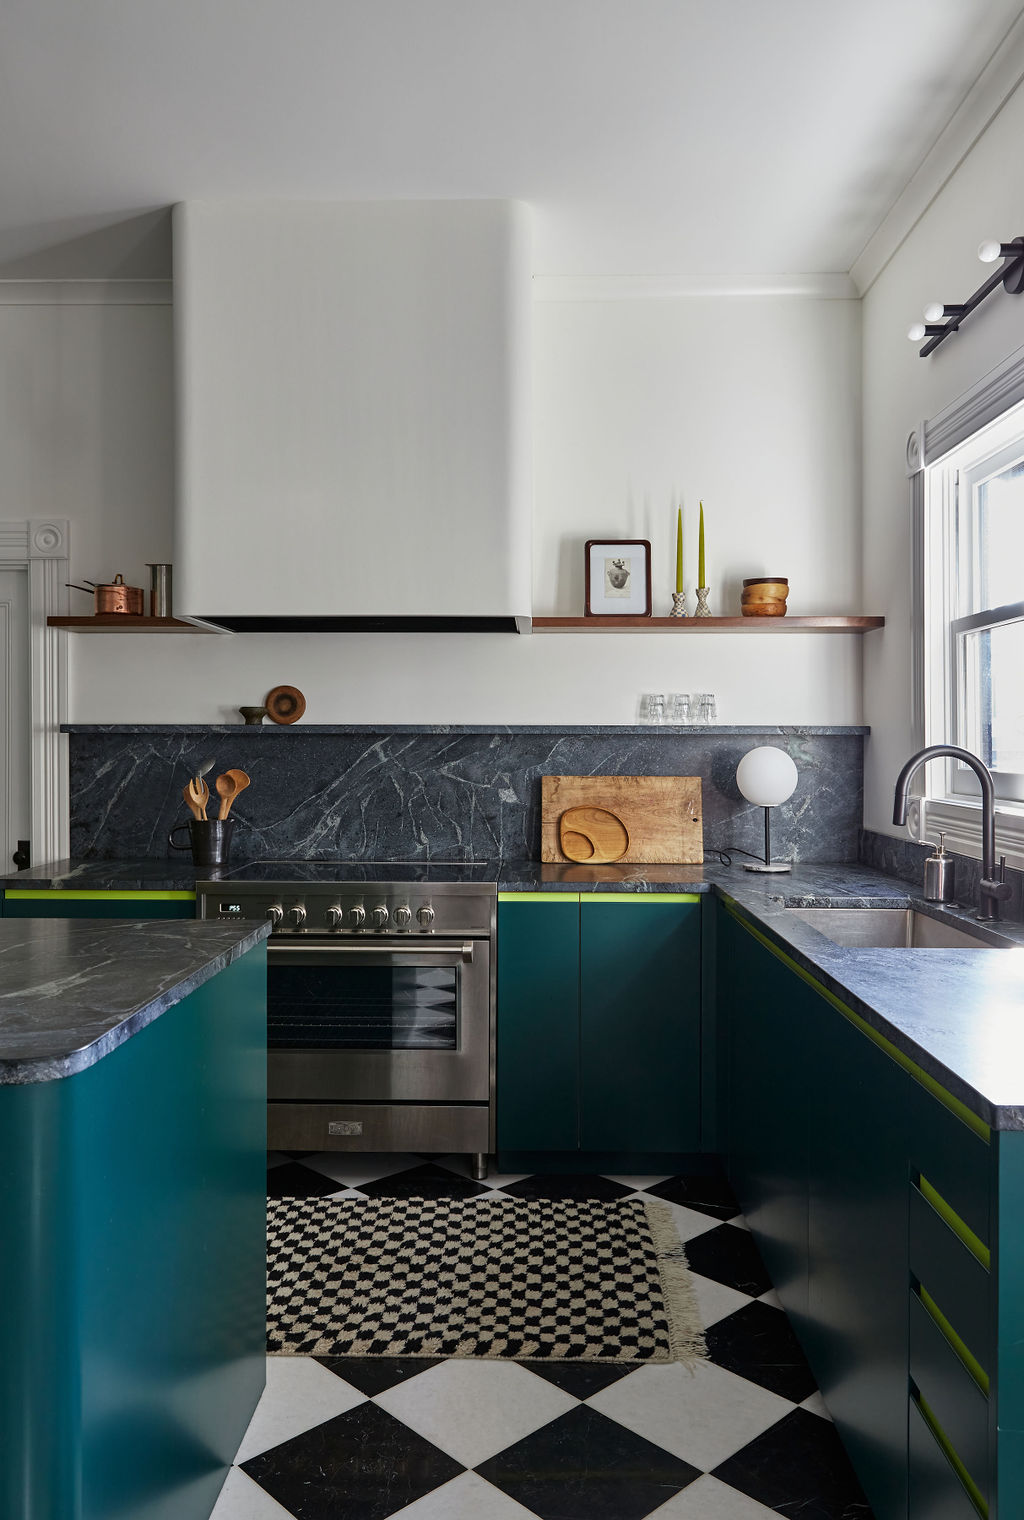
(65, 724, 867, 865)
(858, 827, 1024, 925)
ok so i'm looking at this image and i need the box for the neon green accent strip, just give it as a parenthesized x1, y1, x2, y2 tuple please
(723, 900, 991, 1143)
(915, 1392, 989, 1517)
(5, 889, 195, 901)
(919, 1177, 991, 1270)
(498, 892, 579, 903)
(918, 1285, 990, 1393)
(584, 893, 701, 904)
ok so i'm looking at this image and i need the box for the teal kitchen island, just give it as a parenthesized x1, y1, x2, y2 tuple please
(0, 915, 269, 1520)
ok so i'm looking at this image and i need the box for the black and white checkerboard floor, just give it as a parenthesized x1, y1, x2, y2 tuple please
(211, 1153, 874, 1520)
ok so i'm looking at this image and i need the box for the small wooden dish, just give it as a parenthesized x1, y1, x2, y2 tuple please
(265, 685, 307, 724)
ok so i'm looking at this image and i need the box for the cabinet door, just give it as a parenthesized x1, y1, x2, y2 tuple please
(2, 892, 196, 919)
(580, 897, 701, 1153)
(496, 896, 580, 1151)
(802, 985, 909, 1520)
(719, 907, 811, 1327)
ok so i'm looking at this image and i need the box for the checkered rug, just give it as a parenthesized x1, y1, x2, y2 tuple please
(267, 1194, 707, 1364)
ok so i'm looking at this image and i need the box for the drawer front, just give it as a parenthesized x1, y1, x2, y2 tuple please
(908, 1076, 991, 1248)
(908, 1397, 986, 1520)
(909, 1183, 991, 1374)
(909, 1292, 989, 1503)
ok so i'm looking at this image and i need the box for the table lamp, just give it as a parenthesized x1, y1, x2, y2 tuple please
(736, 746, 799, 872)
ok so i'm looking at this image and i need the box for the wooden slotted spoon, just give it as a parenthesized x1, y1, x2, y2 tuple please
(215, 768, 251, 820)
(187, 777, 210, 819)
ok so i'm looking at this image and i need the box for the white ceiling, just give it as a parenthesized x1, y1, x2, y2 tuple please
(1, 0, 1022, 280)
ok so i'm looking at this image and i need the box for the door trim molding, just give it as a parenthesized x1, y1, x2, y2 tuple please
(0, 521, 70, 864)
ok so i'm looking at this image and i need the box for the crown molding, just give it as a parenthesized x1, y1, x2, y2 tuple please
(533, 273, 857, 302)
(0, 280, 171, 305)
(850, 11, 1024, 295)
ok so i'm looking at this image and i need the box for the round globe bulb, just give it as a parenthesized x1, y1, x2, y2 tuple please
(907, 322, 926, 342)
(736, 746, 798, 808)
(978, 239, 1002, 264)
(923, 302, 944, 323)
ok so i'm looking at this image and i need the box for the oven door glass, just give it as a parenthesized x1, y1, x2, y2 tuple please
(266, 939, 474, 1052)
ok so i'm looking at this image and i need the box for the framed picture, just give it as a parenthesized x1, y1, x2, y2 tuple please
(584, 539, 652, 617)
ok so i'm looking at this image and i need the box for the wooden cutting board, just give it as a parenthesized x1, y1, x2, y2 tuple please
(541, 776, 703, 864)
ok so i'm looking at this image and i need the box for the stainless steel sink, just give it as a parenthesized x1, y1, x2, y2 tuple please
(786, 906, 1009, 950)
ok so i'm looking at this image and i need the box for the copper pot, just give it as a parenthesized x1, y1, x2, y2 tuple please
(67, 573, 144, 615)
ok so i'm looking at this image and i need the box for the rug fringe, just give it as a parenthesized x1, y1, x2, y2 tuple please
(644, 1200, 708, 1370)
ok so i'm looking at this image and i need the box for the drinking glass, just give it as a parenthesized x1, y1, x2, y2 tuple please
(667, 693, 691, 723)
(693, 692, 717, 723)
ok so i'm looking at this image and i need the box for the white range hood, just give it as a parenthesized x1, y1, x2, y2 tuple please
(172, 199, 532, 632)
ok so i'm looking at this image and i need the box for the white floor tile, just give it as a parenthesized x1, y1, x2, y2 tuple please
(233, 1356, 367, 1463)
(299, 1151, 423, 1186)
(691, 1271, 753, 1329)
(647, 1473, 781, 1518)
(209, 1467, 298, 1519)
(396, 1470, 539, 1518)
(657, 1199, 722, 1243)
(800, 1388, 833, 1420)
(586, 1360, 794, 1471)
(757, 1287, 784, 1310)
(604, 1173, 672, 1191)
(374, 1357, 577, 1468)
(726, 1216, 751, 1231)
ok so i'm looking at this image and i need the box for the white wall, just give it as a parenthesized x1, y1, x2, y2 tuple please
(861, 76, 1024, 836)
(0, 281, 863, 726)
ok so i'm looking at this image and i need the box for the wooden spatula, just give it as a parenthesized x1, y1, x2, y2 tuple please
(182, 783, 203, 821)
(215, 768, 251, 820)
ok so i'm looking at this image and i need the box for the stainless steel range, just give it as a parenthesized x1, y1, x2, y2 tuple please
(196, 864, 496, 1179)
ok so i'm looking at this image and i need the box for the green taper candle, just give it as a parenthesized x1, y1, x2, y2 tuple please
(698, 500, 705, 586)
(675, 506, 683, 593)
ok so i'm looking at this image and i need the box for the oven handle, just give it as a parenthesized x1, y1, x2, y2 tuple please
(267, 940, 475, 966)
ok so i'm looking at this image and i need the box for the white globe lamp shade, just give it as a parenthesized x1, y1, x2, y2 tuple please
(736, 747, 798, 808)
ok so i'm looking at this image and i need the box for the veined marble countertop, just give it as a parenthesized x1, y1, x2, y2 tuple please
(0, 918, 270, 1086)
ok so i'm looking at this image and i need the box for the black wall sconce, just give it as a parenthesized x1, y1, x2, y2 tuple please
(908, 238, 1024, 357)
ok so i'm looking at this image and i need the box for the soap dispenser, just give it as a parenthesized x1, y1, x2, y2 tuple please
(923, 833, 955, 903)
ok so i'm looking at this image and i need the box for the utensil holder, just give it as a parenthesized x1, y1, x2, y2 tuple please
(147, 563, 173, 618)
(169, 819, 235, 867)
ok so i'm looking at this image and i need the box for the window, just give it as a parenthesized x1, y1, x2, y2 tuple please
(924, 396, 1024, 826)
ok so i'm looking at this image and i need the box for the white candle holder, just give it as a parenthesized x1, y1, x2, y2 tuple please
(670, 591, 687, 618)
(695, 586, 712, 617)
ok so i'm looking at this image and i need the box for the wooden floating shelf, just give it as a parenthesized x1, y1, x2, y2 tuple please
(533, 615, 885, 633)
(47, 616, 220, 634)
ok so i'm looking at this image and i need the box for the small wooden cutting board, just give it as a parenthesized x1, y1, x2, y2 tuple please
(541, 776, 703, 864)
(559, 805, 630, 863)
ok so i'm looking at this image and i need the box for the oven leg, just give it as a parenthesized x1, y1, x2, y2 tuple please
(470, 1152, 489, 1182)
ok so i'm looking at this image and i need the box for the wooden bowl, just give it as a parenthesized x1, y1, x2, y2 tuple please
(742, 578, 789, 602)
(265, 685, 307, 724)
(741, 600, 787, 617)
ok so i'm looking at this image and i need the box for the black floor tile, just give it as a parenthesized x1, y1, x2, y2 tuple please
(523, 1359, 636, 1399)
(267, 1160, 344, 1199)
(643, 1172, 741, 1220)
(353, 1162, 490, 1199)
(315, 1355, 443, 1397)
(476, 1404, 700, 1520)
(683, 1222, 774, 1296)
(712, 1408, 875, 1519)
(498, 1173, 635, 1202)
(240, 1401, 464, 1520)
(706, 1300, 819, 1403)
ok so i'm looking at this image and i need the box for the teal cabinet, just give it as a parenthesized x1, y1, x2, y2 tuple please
(0, 944, 267, 1520)
(497, 893, 702, 1159)
(2, 889, 196, 919)
(496, 895, 581, 1152)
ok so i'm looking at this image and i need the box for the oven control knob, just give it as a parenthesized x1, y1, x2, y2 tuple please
(266, 905, 284, 926)
(348, 905, 366, 929)
(393, 905, 412, 929)
(416, 904, 435, 929)
(324, 906, 343, 929)
(287, 905, 307, 928)
(372, 904, 389, 930)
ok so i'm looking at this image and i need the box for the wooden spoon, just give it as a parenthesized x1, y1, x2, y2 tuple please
(182, 782, 203, 821)
(215, 768, 251, 821)
(187, 777, 210, 819)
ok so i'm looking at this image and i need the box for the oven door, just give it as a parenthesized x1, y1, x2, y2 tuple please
(265, 936, 491, 1103)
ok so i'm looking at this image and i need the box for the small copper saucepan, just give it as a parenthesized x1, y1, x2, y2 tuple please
(66, 573, 145, 615)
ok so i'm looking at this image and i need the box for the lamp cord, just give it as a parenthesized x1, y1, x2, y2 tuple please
(715, 845, 768, 866)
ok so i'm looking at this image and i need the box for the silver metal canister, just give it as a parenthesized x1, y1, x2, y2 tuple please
(923, 833, 955, 902)
(147, 563, 172, 618)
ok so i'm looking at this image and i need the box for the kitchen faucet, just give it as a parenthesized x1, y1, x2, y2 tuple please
(892, 745, 1012, 921)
